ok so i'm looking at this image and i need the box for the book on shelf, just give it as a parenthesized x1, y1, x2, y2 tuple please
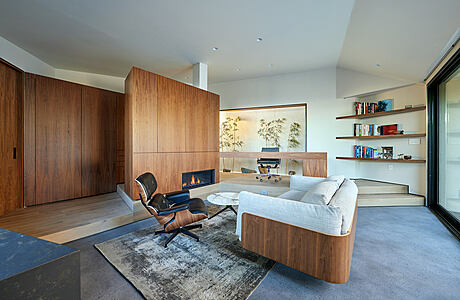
(353, 102, 378, 115)
(354, 145, 378, 159)
(353, 123, 401, 137)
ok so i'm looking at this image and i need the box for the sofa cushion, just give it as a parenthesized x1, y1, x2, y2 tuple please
(289, 175, 324, 192)
(328, 179, 358, 234)
(300, 180, 339, 205)
(278, 190, 306, 201)
(236, 191, 344, 237)
(325, 175, 345, 186)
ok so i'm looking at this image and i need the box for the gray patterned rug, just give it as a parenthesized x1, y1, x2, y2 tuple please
(94, 205, 274, 300)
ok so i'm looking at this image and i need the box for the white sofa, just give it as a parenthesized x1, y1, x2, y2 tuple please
(236, 175, 358, 237)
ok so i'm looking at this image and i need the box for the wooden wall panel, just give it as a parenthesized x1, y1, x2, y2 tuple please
(185, 86, 209, 152)
(124, 70, 134, 198)
(24, 73, 36, 206)
(116, 93, 125, 183)
(132, 67, 158, 153)
(35, 76, 82, 204)
(207, 92, 220, 152)
(0, 62, 23, 215)
(81, 87, 117, 196)
(157, 76, 186, 152)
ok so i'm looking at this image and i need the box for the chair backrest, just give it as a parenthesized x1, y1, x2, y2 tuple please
(135, 172, 158, 203)
(262, 147, 279, 153)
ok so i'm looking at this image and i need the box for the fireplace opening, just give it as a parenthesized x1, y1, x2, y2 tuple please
(182, 169, 215, 190)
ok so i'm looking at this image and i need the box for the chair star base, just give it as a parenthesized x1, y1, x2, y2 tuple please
(155, 224, 202, 247)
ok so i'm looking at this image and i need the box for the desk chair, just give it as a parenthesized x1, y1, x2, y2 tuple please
(256, 147, 282, 182)
(135, 172, 208, 247)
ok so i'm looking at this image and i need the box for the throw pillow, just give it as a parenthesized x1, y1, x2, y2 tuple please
(325, 175, 345, 186)
(300, 180, 339, 205)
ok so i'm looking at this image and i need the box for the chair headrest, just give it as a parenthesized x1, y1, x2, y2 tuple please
(135, 172, 157, 202)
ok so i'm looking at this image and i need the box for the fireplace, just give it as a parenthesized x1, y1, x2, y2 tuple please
(182, 169, 215, 190)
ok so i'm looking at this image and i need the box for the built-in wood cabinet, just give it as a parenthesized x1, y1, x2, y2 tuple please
(24, 73, 124, 206)
(82, 86, 117, 196)
(35, 75, 83, 204)
(0, 61, 23, 215)
(125, 67, 220, 199)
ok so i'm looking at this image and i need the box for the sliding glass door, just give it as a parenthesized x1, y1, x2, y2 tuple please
(428, 48, 460, 237)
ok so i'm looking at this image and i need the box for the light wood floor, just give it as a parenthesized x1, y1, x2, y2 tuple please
(0, 192, 150, 244)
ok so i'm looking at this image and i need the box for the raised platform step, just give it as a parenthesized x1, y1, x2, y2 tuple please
(353, 179, 409, 195)
(358, 193, 425, 207)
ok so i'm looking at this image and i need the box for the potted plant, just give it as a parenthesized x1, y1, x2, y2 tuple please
(219, 116, 244, 172)
(257, 118, 286, 147)
(286, 122, 301, 174)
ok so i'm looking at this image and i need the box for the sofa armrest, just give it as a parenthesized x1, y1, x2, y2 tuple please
(236, 191, 343, 238)
(290, 175, 324, 192)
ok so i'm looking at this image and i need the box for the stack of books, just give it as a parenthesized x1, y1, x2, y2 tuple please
(353, 123, 401, 136)
(354, 145, 377, 159)
(354, 102, 378, 115)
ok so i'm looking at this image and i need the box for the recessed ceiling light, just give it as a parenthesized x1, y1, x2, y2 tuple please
(256, 37, 263, 42)
(212, 47, 218, 51)
(235, 68, 240, 72)
(376, 64, 381, 67)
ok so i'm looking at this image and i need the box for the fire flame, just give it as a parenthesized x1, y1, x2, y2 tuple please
(183, 175, 201, 187)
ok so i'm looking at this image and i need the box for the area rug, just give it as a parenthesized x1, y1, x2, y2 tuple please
(94, 205, 274, 300)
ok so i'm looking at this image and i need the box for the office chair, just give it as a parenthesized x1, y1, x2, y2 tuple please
(256, 147, 282, 182)
(135, 172, 208, 247)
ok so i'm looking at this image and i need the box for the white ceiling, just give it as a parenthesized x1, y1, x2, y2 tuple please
(0, 0, 459, 83)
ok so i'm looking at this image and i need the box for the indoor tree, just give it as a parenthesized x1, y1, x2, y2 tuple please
(219, 116, 244, 171)
(257, 118, 286, 147)
(286, 122, 302, 174)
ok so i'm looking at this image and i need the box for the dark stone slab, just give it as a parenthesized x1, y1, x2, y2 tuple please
(0, 228, 80, 299)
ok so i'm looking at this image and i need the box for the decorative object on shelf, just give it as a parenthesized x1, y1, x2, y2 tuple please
(404, 155, 412, 160)
(288, 170, 296, 175)
(377, 99, 393, 112)
(382, 146, 394, 159)
(220, 116, 244, 171)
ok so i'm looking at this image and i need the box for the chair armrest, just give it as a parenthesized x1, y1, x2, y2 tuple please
(157, 203, 189, 216)
(164, 190, 190, 204)
(290, 175, 324, 192)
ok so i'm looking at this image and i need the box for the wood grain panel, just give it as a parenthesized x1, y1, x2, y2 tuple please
(207, 92, 220, 152)
(132, 67, 158, 153)
(81, 86, 117, 196)
(35, 76, 82, 204)
(0, 62, 23, 215)
(241, 204, 357, 284)
(185, 86, 209, 152)
(116, 93, 125, 183)
(24, 73, 36, 206)
(157, 75, 186, 152)
(302, 158, 327, 177)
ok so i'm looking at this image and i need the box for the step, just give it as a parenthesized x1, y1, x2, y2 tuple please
(358, 193, 425, 207)
(353, 179, 409, 195)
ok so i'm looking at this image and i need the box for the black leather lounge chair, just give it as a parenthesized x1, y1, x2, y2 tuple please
(135, 172, 208, 247)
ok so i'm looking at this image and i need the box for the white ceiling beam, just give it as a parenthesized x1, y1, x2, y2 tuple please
(193, 63, 208, 91)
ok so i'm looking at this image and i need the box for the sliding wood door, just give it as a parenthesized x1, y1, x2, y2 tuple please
(35, 76, 82, 204)
(82, 86, 117, 196)
(0, 62, 23, 215)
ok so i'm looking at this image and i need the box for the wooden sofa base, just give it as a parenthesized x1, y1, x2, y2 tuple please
(240, 205, 357, 284)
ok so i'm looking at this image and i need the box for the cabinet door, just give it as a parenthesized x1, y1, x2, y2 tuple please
(157, 76, 186, 152)
(186, 86, 209, 152)
(116, 93, 125, 183)
(35, 76, 82, 204)
(82, 86, 117, 196)
(0, 63, 22, 215)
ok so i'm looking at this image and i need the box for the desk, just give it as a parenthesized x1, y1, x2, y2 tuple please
(220, 152, 327, 177)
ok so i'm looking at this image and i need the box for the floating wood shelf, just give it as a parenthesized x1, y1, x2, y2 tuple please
(336, 133, 426, 140)
(336, 157, 426, 163)
(336, 106, 426, 120)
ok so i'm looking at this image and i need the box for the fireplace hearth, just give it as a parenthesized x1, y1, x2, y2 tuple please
(182, 169, 215, 190)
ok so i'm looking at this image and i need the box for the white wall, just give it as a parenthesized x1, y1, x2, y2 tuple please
(54, 69, 124, 93)
(210, 68, 357, 178)
(0, 35, 54, 77)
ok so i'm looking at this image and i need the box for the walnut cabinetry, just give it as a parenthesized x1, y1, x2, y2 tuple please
(24, 74, 124, 206)
(125, 67, 220, 199)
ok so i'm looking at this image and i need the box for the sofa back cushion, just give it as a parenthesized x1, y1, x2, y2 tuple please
(325, 175, 345, 186)
(329, 179, 358, 234)
(290, 175, 324, 192)
(300, 180, 339, 205)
